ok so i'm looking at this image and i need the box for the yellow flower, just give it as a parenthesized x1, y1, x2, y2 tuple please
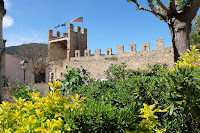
(54, 113, 64, 118)
(28, 92, 40, 101)
(69, 93, 87, 104)
(139, 103, 167, 120)
(48, 79, 62, 91)
(172, 45, 200, 72)
(35, 119, 63, 132)
(68, 93, 87, 108)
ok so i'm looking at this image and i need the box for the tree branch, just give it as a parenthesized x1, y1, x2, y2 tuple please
(147, 0, 166, 20)
(182, 0, 200, 22)
(129, 0, 167, 20)
(129, 0, 153, 13)
(156, 0, 169, 13)
(169, 0, 177, 14)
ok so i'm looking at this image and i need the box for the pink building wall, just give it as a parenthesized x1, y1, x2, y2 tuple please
(5, 54, 35, 84)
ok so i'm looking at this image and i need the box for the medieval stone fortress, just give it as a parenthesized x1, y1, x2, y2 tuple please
(48, 24, 174, 80)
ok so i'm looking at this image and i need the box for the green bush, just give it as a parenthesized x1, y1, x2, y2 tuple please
(60, 66, 90, 93)
(11, 84, 34, 101)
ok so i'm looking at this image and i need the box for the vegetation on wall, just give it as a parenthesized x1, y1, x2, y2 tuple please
(104, 56, 118, 61)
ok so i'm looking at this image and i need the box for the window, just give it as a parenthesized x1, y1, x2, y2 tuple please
(107, 51, 109, 55)
(145, 46, 147, 51)
(59, 62, 63, 67)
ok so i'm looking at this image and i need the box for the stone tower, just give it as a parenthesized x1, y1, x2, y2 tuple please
(48, 24, 87, 62)
(0, 0, 6, 103)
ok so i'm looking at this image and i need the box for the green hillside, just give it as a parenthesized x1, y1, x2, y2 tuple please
(6, 43, 48, 59)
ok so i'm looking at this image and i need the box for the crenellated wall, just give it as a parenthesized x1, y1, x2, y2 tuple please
(48, 42, 173, 80)
(47, 24, 174, 80)
(65, 39, 173, 79)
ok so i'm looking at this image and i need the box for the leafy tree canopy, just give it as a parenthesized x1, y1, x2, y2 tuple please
(190, 15, 200, 49)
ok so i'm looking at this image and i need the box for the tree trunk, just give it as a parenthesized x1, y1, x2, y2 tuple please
(168, 18, 191, 62)
(0, 48, 4, 103)
(0, 13, 4, 103)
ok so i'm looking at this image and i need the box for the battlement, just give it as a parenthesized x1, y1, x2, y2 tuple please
(48, 30, 68, 41)
(71, 39, 172, 58)
(48, 24, 87, 41)
(48, 23, 87, 62)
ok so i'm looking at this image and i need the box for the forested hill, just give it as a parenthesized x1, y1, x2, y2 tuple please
(6, 43, 48, 59)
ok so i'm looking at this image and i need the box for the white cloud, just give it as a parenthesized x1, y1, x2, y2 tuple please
(3, 15, 14, 28)
(4, 0, 11, 9)
(5, 33, 47, 47)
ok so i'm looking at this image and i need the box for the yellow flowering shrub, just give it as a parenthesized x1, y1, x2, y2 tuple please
(127, 100, 167, 133)
(0, 79, 87, 132)
(171, 45, 200, 72)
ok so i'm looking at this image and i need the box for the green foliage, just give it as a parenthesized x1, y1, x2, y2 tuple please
(164, 66, 200, 131)
(104, 62, 130, 80)
(175, 0, 192, 10)
(70, 74, 171, 132)
(11, 84, 34, 101)
(190, 15, 200, 49)
(164, 46, 200, 132)
(190, 32, 200, 49)
(60, 66, 90, 93)
(147, 63, 168, 75)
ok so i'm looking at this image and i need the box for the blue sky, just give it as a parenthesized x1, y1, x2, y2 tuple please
(3, 0, 200, 54)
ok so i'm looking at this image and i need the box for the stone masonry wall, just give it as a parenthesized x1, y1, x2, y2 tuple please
(48, 39, 174, 80)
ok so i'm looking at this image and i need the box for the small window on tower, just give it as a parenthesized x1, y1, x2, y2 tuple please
(145, 46, 147, 51)
(107, 51, 109, 55)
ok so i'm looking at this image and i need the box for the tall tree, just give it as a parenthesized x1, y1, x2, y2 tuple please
(0, 0, 6, 103)
(127, 0, 200, 61)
